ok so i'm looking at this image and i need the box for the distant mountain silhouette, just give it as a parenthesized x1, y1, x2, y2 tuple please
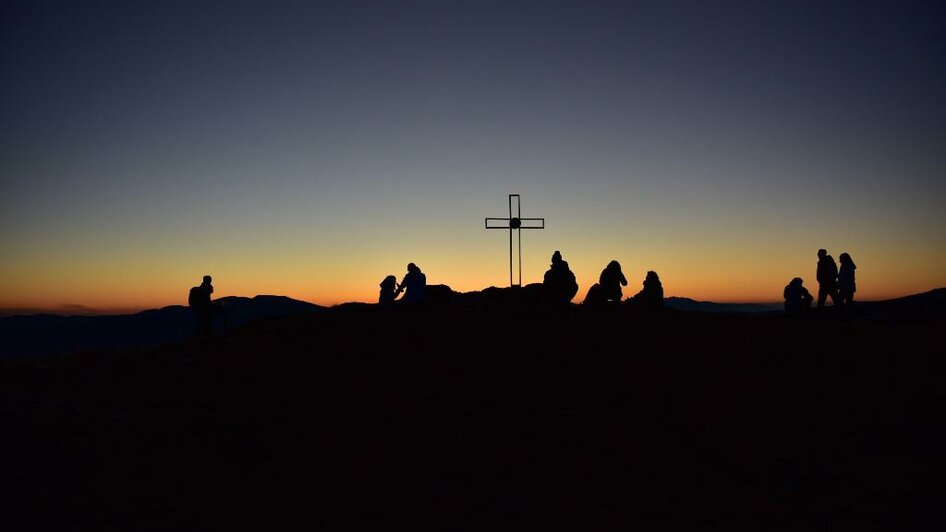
(662, 289, 946, 318)
(4, 288, 945, 359)
(0, 295, 323, 358)
(841, 288, 946, 321)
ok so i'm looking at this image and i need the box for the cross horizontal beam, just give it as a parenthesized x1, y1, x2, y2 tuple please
(485, 217, 545, 229)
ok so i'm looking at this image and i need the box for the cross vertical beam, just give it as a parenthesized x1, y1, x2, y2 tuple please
(485, 194, 545, 287)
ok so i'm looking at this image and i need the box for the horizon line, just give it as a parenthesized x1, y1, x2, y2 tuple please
(3, 286, 942, 318)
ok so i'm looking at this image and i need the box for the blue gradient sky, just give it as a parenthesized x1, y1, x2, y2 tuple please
(2, 0, 945, 310)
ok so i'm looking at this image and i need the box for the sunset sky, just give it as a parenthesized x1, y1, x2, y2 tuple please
(2, 0, 945, 312)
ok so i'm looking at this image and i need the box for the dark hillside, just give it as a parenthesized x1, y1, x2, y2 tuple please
(3, 291, 945, 529)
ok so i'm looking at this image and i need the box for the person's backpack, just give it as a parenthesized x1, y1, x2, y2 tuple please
(188, 286, 202, 308)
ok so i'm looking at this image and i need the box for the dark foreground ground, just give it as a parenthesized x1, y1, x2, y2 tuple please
(3, 301, 944, 530)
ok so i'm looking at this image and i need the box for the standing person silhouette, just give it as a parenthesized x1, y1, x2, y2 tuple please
(188, 275, 214, 336)
(816, 249, 839, 309)
(395, 263, 427, 304)
(598, 260, 628, 304)
(543, 250, 579, 305)
(837, 252, 857, 309)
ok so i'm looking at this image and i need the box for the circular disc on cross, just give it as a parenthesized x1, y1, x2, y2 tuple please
(510, 217, 521, 229)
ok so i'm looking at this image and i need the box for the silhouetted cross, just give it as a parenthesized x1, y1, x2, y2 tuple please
(485, 194, 545, 287)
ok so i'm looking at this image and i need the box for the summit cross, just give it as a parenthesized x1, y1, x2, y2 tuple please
(484, 194, 545, 287)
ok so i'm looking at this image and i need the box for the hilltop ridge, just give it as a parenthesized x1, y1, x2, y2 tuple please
(3, 287, 944, 358)
(3, 285, 943, 529)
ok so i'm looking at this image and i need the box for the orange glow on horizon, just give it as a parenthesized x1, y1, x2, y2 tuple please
(2, 260, 941, 314)
(3, 197, 944, 314)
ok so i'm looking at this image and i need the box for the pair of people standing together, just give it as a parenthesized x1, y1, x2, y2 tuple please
(817, 249, 857, 309)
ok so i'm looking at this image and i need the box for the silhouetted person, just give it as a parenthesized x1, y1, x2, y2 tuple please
(543, 250, 579, 305)
(816, 249, 839, 308)
(379, 275, 398, 305)
(188, 275, 214, 336)
(395, 263, 427, 304)
(631, 271, 664, 309)
(838, 252, 857, 309)
(598, 260, 628, 304)
(783, 277, 814, 316)
(583, 283, 604, 306)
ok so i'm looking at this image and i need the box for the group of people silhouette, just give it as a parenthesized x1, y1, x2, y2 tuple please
(784, 249, 857, 315)
(379, 262, 428, 305)
(375, 251, 664, 310)
(542, 252, 664, 309)
(189, 246, 857, 335)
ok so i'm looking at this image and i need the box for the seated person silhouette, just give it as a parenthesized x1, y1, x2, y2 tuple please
(584, 260, 627, 306)
(188, 275, 214, 336)
(379, 275, 398, 305)
(599, 260, 628, 304)
(543, 250, 579, 305)
(395, 263, 427, 304)
(783, 277, 814, 315)
(630, 271, 664, 309)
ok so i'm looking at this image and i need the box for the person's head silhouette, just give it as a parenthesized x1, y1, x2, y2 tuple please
(839, 252, 852, 265)
(646, 271, 660, 282)
(552, 250, 562, 264)
(790, 277, 803, 288)
(407, 263, 419, 273)
(818, 249, 827, 259)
